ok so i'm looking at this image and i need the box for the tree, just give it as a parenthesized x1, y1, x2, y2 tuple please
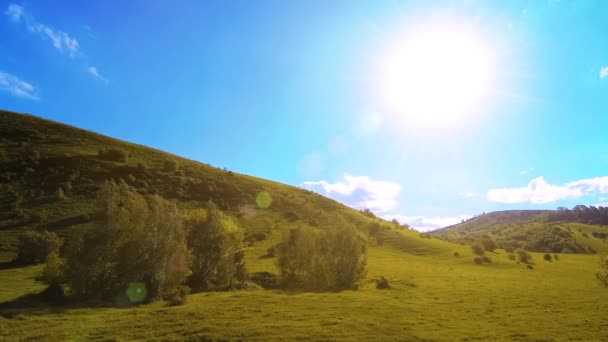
(481, 237, 498, 252)
(63, 180, 190, 303)
(16, 229, 63, 265)
(277, 222, 367, 290)
(187, 201, 246, 291)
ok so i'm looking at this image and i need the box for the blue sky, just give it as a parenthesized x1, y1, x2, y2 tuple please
(1, 0, 607, 230)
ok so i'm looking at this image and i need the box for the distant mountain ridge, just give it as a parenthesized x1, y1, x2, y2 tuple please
(431, 209, 608, 254)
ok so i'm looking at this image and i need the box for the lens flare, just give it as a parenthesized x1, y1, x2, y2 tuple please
(256, 191, 272, 209)
(126, 282, 147, 303)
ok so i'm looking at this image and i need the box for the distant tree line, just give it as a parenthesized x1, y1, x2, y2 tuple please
(549, 205, 608, 225)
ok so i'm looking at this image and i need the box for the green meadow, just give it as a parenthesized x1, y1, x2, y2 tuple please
(2, 240, 608, 341)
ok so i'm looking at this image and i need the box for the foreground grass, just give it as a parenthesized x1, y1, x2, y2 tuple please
(2, 245, 607, 341)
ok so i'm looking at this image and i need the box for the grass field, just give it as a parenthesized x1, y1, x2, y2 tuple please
(2, 239, 608, 341)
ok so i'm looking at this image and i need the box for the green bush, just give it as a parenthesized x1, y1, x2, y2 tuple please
(164, 285, 191, 306)
(472, 244, 485, 256)
(473, 257, 483, 264)
(517, 249, 532, 263)
(544, 253, 552, 261)
(16, 229, 63, 265)
(481, 238, 498, 252)
(453, 251, 460, 257)
(278, 223, 367, 290)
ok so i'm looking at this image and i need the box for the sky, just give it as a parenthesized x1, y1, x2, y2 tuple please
(1, 0, 608, 231)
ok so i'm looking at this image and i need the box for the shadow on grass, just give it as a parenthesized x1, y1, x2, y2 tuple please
(0, 286, 143, 318)
(0, 259, 24, 270)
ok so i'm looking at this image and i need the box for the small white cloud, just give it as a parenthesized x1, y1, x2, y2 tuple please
(601, 66, 608, 79)
(487, 176, 608, 204)
(6, 3, 80, 57)
(519, 170, 528, 175)
(0, 71, 38, 100)
(4, 3, 23, 22)
(383, 214, 470, 232)
(301, 174, 402, 213)
(87, 66, 108, 83)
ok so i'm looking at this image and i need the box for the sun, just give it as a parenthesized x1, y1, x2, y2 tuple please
(377, 25, 494, 127)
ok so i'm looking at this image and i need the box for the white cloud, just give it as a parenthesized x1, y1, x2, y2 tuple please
(0, 71, 38, 100)
(301, 174, 402, 213)
(383, 214, 470, 232)
(487, 176, 608, 204)
(519, 170, 528, 175)
(600, 66, 608, 79)
(5, 3, 79, 57)
(4, 3, 23, 22)
(87, 66, 108, 83)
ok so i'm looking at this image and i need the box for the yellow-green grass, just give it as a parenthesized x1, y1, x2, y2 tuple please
(2, 241, 608, 341)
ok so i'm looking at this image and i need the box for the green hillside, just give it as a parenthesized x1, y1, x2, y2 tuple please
(431, 210, 608, 254)
(1, 110, 608, 341)
(0, 110, 406, 259)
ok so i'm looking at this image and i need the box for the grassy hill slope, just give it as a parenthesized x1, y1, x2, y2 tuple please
(431, 210, 608, 254)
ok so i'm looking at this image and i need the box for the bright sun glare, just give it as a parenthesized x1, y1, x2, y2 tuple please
(378, 25, 494, 127)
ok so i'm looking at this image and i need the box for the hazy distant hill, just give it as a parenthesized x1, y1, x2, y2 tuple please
(431, 209, 608, 253)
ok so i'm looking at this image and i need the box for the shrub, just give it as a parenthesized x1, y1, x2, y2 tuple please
(472, 244, 485, 256)
(16, 229, 63, 265)
(473, 257, 483, 264)
(164, 285, 191, 306)
(527, 265, 534, 270)
(517, 249, 532, 263)
(481, 238, 498, 252)
(55, 187, 65, 200)
(453, 251, 460, 257)
(543, 253, 552, 261)
(481, 256, 492, 263)
(554, 254, 560, 260)
(597, 254, 608, 287)
(40, 251, 65, 301)
(278, 223, 367, 290)
(376, 276, 391, 290)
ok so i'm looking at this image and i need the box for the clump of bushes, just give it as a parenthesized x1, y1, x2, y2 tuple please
(97, 148, 128, 162)
(453, 251, 460, 257)
(543, 253, 552, 261)
(16, 229, 63, 265)
(517, 249, 532, 263)
(481, 237, 498, 252)
(472, 244, 485, 256)
(277, 223, 367, 290)
(60, 181, 191, 302)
